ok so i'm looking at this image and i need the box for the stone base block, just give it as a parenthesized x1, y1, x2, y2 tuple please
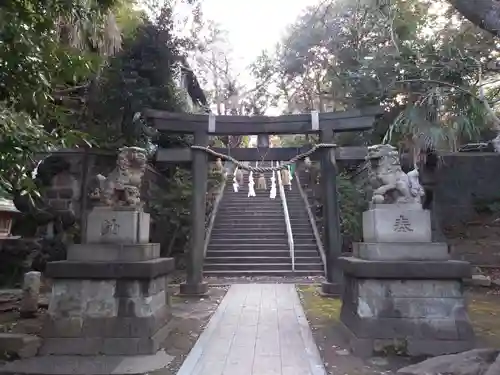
(86, 207, 150, 244)
(40, 274, 172, 356)
(339, 257, 471, 279)
(46, 277, 169, 320)
(0, 350, 174, 375)
(179, 282, 208, 296)
(67, 243, 160, 262)
(353, 242, 449, 261)
(363, 205, 431, 243)
(339, 258, 475, 357)
(42, 304, 170, 339)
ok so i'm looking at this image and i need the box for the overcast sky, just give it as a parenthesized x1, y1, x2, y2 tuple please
(200, 0, 317, 76)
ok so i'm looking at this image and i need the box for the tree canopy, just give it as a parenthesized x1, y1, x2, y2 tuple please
(0, 0, 196, 197)
(249, 0, 500, 155)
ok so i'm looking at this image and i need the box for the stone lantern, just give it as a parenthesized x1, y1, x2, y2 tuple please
(0, 198, 19, 238)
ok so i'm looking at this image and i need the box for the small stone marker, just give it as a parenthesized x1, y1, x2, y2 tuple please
(20, 271, 41, 319)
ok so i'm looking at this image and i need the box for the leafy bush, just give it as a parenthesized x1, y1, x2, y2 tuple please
(301, 165, 366, 251)
(337, 173, 366, 243)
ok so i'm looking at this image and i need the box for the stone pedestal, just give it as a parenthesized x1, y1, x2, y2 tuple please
(339, 204, 475, 357)
(1, 207, 175, 375)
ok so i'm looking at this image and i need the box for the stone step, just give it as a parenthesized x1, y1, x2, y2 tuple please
(209, 238, 316, 245)
(221, 201, 283, 206)
(204, 262, 323, 271)
(210, 232, 314, 238)
(207, 244, 318, 252)
(205, 256, 321, 264)
(210, 227, 287, 234)
(203, 269, 324, 277)
(206, 250, 320, 258)
(216, 214, 309, 222)
(210, 228, 313, 235)
(213, 220, 288, 225)
(215, 214, 286, 219)
(208, 243, 289, 250)
(217, 208, 284, 213)
(211, 222, 312, 228)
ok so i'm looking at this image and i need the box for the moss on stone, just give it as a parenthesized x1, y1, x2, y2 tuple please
(467, 292, 500, 347)
(296, 284, 342, 321)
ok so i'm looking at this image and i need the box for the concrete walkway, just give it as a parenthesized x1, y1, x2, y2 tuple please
(176, 284, 326, 375)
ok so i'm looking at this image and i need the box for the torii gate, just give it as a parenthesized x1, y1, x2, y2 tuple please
(144, 107, 382, 296)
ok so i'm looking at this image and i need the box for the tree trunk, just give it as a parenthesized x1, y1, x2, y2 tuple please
(449, 0, 500, 38)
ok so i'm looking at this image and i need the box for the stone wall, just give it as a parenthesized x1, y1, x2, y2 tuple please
(37, 149, 167, 228)
(1, 149, 172, 286)
(351, 152, 500, 229)
(433, 153, 500, 226)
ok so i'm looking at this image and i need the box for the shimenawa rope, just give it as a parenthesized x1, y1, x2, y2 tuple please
(191, 143, 336, 172)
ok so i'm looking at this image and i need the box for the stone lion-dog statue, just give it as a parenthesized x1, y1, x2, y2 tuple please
(367, 144, 424, 205)
(90, 146, 148, 208)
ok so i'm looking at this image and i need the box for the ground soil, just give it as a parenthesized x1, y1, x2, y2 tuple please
(297, 284, 500, 375)
(0, 285, 229, 374)
(445, 213, 500, 266)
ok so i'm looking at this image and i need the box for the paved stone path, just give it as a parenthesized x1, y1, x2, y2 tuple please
(176, 284, 326, 375)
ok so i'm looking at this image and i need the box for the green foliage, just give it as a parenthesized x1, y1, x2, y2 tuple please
(148, 166, 225, 257)
(337, 173, 366, 242)
(84, 12, 187, 147)
(259, 0, 500, 152)
(0, 0, 121, 195)
(0, 103, 87, 195)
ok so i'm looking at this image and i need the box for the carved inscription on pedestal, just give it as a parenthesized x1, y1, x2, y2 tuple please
(393, 215, 413, 233)
(101, 218, 120, 236)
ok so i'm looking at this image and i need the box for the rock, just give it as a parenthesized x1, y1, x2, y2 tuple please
(19, 271, 41, 318)
(485, 354, 500, 375)
(0, 333, 41, 359)
(472, 266, 484, 275)
(397, 348, 500, 375)
(465, 274, 492, 287)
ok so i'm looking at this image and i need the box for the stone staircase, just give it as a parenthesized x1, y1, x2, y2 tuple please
(204, 167, 324, 277)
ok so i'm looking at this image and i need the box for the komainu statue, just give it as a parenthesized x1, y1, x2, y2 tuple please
(90, 147, 148, 208)
(367, 144, 425, 205)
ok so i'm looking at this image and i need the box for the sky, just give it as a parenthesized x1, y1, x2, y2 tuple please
(138, 0, 319, 114)
(200, 0, 317, 78)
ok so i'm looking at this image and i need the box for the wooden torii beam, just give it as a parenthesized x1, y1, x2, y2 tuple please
(145, 106, 382, 135)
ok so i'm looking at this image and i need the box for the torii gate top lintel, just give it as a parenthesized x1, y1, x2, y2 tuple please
(144, 106, 382, 135)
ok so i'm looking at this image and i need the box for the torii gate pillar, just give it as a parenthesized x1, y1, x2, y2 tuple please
(320, 128, 344, 296)
(179, 130, 209, 296)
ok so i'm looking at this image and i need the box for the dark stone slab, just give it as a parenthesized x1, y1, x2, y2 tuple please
(67, 243, 160, 262)
(339, 257, 471, 279)
(40, 320, 174, 356)
(339, 321, 474, 358)
(45, 258, 175, 280)
(179, 282, 208, 296)
(0, 351, 174, 375)
(320, 281, 343, 297)
(340, 309, 473, 341)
